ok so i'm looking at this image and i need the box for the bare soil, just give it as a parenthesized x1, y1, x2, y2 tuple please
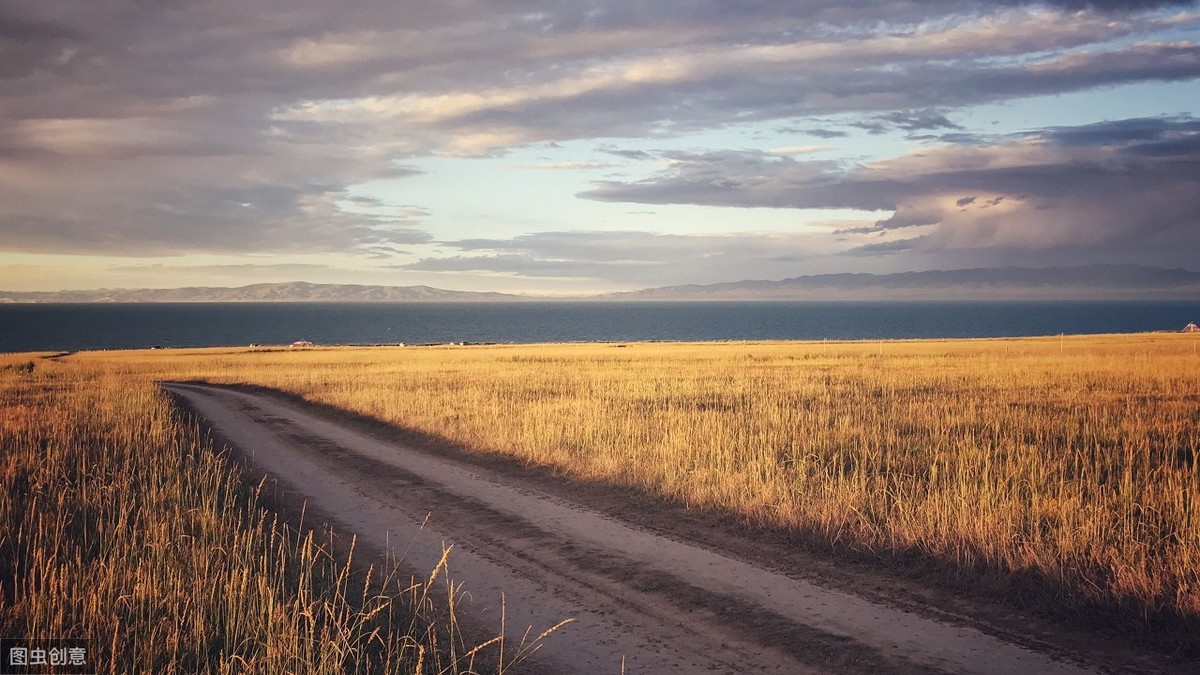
(163, 382, 1186, 675)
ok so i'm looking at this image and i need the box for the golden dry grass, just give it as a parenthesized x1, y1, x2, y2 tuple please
(0, 354, 551, 673)
(9, 333, 1200, 645)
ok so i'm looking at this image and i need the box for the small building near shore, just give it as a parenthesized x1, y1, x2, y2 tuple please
(291, 340, 315, 348)
(1185, 322, 1199, 333)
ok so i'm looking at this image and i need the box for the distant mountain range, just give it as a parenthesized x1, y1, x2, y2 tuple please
(0, 281, 519, 303)
(2, 265, 1198, 303)
(608, 265, 1200, 301)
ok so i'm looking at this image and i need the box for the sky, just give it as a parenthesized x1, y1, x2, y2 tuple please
(1, 1, 1198, 295)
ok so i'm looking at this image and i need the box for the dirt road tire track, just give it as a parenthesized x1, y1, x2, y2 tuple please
(163, 382, 1100, 675)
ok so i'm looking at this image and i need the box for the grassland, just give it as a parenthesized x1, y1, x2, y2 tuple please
(0, 352, 541, 673)
(4, 333, 1199, 657)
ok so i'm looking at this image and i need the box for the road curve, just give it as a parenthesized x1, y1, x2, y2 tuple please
(163, 382, 1095, 675)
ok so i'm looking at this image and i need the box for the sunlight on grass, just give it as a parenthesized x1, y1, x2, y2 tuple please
(0, 356, 557, 672)
(8, 332, 1199, 648)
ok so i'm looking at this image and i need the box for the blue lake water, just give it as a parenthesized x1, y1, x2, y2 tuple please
(1, 301, 1198, 352)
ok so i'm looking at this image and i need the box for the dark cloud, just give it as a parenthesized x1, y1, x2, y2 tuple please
(909, 132, 992, 145)
(792, 127, 851, 139)
(845, 236, 932, 255)
(580, 116, 1200, 267)
(852, 110, 965, 135)
(1042, 116, 1200, 147)
(598, 145, 656, 160)
(1036, 0, 1193, 8)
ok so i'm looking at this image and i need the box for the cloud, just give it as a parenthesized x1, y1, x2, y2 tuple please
(397, 229, 842, 283)
(766, 146, 829, 156)
(0, 98, 431, 254)
(510, 161, 616, 170)
(580, 116, 1200, 267)
(282, 13, 1200, 152)
(0, 0, 1196, 259)
(851, 110, 965, 135)
(106, 262, 336, 275)
(441, 230, 773, 262)
(845, 236, 933, 255)
(582, 149, 853, 209)
(597, 145, 655, 160)
(0, 172, 433, 256)
(397, 254, 615, 279)
(789, 127, 852, 139)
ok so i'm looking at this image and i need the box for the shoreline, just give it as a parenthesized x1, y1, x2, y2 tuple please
(6, 329, 1199, 356)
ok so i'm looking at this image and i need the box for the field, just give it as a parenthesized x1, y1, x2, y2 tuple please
(0, 352, 548, 673)
(3, 333, 1199, 662)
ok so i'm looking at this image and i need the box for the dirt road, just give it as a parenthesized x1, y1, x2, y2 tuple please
(163, 382, 1098, 675)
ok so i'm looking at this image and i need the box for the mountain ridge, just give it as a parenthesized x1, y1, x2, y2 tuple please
(0, 281, 521, 303)
(607, 264, 1200, 300)
(2, 265, 1198, 303)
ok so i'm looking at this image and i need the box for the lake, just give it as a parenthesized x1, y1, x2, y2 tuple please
(1, 301, 1197, 352)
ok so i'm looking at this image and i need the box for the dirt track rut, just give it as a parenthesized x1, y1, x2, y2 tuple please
(163, 382, 1096, 675)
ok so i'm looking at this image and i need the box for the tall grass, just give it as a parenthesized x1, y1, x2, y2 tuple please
(77, 333, 1200, 638)
(35, 334, 1200, 642)
(0, 355, 546, 672)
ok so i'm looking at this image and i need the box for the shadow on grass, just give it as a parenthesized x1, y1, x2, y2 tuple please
(167, 379, 1198, 667)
